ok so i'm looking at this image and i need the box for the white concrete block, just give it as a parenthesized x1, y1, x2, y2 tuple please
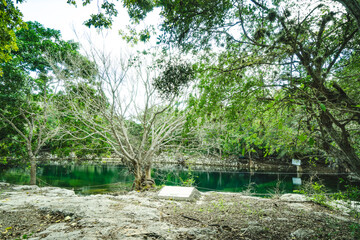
(157, 186, 200, 201)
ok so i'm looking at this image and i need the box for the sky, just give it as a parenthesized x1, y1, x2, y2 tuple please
(16, 0, 165, 114)
(16, 0, 160, 54)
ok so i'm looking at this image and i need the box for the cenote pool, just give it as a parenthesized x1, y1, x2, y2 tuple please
(0, 164, 353, 195)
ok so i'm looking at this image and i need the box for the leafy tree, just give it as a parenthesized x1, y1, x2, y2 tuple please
(114, 0, 360, 174)
(0, 21, 92, 184)
(187, 78, 319, 162)
(66, 0, 121, 28)
(71, 0, 360, 175)
(0, 0, 26, 76)
(335, 0, 360, 30)
(47, 82, 112, 159)
(68, 0, 360, 32)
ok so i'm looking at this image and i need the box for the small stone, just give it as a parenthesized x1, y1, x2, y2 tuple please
(246, 225, 264, 233)
(291, 228, 314, 239)
(262, 208, 275, 214)
(324, 213, 349, 222)
(64, 216, 72, 221)
(287, 203, 312, 211)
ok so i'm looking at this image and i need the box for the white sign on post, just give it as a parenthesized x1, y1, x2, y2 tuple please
(292, 159, 301, 166)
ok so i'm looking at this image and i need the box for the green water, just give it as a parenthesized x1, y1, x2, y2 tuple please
(0, 164, 351, 195)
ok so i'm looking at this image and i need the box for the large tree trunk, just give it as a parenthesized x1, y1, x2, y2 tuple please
(335, 0, 360, 31)
(29, 157, 37, 185)
(145, 164, 152, 180)
(320, 111, 360, 177)
(132, 161, 155, 191)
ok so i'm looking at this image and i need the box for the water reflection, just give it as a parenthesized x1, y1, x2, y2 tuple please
(0, 164, 352, 195)
(152, 168, 349, 195)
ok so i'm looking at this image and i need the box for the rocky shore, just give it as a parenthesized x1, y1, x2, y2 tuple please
(0, 183, 359, 239)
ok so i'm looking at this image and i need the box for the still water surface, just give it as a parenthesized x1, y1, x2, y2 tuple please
(0, 164, 350, 195)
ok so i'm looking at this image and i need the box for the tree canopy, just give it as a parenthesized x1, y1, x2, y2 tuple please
(2, 0, 360, 180)
(101, 0, 360, 175)
(0, 21, 96, 183)
(0, 0, 26, 76)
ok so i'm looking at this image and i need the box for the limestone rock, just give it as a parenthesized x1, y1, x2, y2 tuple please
(0, 182, 10, 187)
(40, 187, 76, 197)
(12, 185, 40, 191)
(287, 202, 313, 211)
(245, 225, 264, 234)
(291, 228, 314, 239)
(328, 200, 360, 215)
(280, 194, 307, 202)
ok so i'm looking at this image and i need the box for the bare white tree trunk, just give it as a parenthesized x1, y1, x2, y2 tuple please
(54, 49, 187, 190)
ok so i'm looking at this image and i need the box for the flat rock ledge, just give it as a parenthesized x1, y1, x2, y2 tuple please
(0, 184, 359, 239)
(279, 193, 308, 202)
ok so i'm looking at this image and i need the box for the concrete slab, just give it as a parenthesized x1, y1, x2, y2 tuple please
(157, 186, 200, 201)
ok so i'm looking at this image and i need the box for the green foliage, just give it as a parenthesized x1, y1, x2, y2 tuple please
(179, 164, 196, 187)
(14, 232, 33, 239)
(123, 0, 154, 23)
(84, 13, 114, 28)
(309, 182, 328, 206)
(70, 0, 360, 173)
(14, 21, 96, 79)
(68, 0, 156, 28)
(296, 178, 360, 216)
(0, 0, 27, 75)
(185, 72, 318, 160)
(331, 178, 360, 202)
(156, 0, 232, 49)
(331, 184, 360, 219)
(294, 180, 330, 208)
(0, 21, 89, 96)
(153, 60, 194, 99)
(119, 25, 155, 45)
(152, 0, 360, 171)
(349, 223, 360, 239)
(48, 82, 112, 158)
(67, 0, 121, 28)
(0, 21, 96, 163)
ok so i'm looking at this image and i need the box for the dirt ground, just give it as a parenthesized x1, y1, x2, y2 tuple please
(160, 193, 360, 239)
(0, 207, 78, 239)
(0, 183, 359, 240)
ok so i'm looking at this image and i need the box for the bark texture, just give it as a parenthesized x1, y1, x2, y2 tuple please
(29, 158, 37, 185)
(336, 0, 360, 30)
